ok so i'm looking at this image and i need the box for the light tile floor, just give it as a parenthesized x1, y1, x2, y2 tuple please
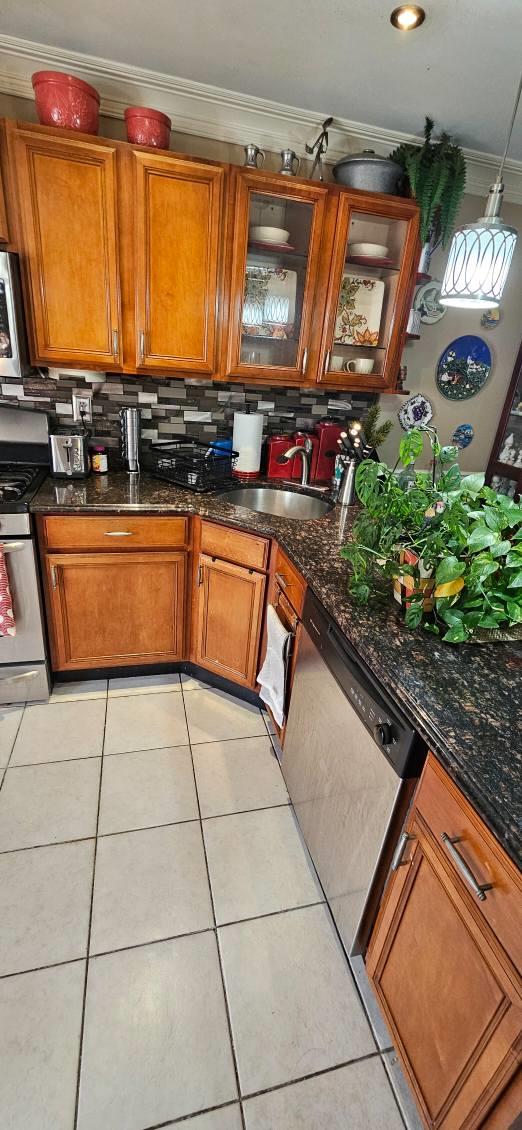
(0, 675, 418, 1130)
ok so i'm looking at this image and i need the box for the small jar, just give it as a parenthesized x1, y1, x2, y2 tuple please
(91, 445, 108, 473)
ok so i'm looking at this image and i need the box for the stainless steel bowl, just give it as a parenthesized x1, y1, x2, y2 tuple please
(332, 149, 404, 195)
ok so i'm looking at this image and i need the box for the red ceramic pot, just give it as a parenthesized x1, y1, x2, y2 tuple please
(124, 106, 171, 149)
(32, 71, 100, 134)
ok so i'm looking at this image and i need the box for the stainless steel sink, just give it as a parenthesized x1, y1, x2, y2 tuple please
(218, 486, 333, 520)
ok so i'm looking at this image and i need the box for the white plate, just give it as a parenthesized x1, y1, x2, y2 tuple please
(413, 280, 446, 324)
(348, 242, 389, 258)
(334, 274, 385, 347)
(249, 225, 290, 243)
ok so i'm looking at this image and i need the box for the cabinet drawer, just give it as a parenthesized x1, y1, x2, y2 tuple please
(273, 545, 306, 616)
(415, 755, 522, 966)
(200, 521, 269, 571)
(41, 515, 189, 551)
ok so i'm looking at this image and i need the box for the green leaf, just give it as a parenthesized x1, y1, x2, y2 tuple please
(507, 600, 522, 623)
(507, 570, 522, 589)
(463, 610, 483, 629)
(469, 558, 499, 581)
(423, 622, 440, 635)
(435, 556, 465, 585)
(440, 445, 459, 465)
(441, 609, 464, 627)
(505, 550, 522, 567)
(440, 464, 461, 491)
(483, 507, 504, 532)
(477, 614, 501, 629)
(461, 472, 485, 494)
(348, 581, 371, 604)
(399, 428, 424, 467)
(442, 624, 470, 643)
(490, 540, 511, 558)
(404, 600, 425, 629)
(468, 527, 498, 552)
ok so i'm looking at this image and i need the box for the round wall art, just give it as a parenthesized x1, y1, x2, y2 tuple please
(452, 423, 474, 449)
(398, 393, 433, 430)
(436, 336, 492, 401)
(413, 279, 446, 324)
(481, 307, 502, 330)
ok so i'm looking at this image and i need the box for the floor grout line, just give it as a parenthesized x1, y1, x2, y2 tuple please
(180, 688, 247, 1130)
(0, 702, 26, 789)
(239, 1048, 385, 1103)
(72, 692, 108, 1130)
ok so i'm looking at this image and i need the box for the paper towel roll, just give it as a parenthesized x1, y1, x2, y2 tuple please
(232, 412, 264, 475)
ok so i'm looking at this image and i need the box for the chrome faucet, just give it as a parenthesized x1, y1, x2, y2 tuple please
(277, 437, 313, 486)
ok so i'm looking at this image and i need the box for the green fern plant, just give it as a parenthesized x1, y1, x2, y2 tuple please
(390, 117, 466, 247)
(363, 403, 393, 451)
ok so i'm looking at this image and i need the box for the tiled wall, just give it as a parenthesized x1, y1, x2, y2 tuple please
(0, 371, 375, 464)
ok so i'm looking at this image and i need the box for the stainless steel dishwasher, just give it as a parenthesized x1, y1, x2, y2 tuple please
(282, 590, 426, 956)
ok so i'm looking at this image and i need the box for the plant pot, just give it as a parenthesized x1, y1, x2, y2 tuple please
(393, 548, 434, 611)
(32, 71, 100, 133)
(124, 106, 171, 148)
(417, 241, 432, 277)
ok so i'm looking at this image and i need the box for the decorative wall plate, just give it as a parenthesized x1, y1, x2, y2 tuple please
(334, 273, 385, 347)
(398, 393, 433, 430)
(481, 307, 501, 330)
(452, 423, 474, 449)
(436, 336, 491, 401)
(413, 280, 446, 324)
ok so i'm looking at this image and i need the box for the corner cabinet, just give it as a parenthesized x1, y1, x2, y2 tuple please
(366, 755, 522, 1129)
(132, 150, 224, 374)
(317, 189, 419, 390)
(221, 168, 329, 384)
(11, 126, 123, 370)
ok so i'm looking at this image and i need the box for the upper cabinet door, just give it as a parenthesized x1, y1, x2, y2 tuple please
(13, 128, 122, 369)
(133, 152, 224, 374)
(223, 170, 328, 384)
(317, 192, 419, 389)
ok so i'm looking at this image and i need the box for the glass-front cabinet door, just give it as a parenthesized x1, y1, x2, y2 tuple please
(317, 193, 419, 389)
(223, 170, 328, 383)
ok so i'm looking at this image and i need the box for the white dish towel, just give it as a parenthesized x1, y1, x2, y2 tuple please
(257, 604, 292, 728)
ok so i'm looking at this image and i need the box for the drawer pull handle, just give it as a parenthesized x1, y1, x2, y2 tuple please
(51, 565, 58, 590)
(391, 831, 415, 870)
(103, 531, 133, 537)
(441, 833, 493, 902)
(112, 329, 119, 358)
(302, 347, 308, 375)
(139, 330, 145, 364)
(275, 572, 288, 590)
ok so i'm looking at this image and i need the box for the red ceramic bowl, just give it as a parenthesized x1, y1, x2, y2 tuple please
(32, 71, 100, 134)
(124, 106, 171, 149)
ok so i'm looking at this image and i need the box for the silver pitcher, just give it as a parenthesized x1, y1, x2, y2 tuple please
(243, 143, 265, 169)
(279, 149, 300, 176)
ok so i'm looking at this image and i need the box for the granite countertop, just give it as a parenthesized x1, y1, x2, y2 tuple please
(32, 472, 522, 869)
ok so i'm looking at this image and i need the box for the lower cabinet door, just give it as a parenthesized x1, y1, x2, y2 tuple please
(45, 551, 186, 669)
(366, 813, 522, 1129)
(194, 554, 266, 687)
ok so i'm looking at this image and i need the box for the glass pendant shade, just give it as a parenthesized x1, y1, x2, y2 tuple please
(440, 218, 517, 309)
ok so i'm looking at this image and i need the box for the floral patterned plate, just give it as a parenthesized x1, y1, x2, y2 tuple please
(398, 393, 433, 431)
(334, 273, 385, 347)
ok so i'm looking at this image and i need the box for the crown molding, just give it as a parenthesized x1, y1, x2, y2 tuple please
(1, 32, 521, 203)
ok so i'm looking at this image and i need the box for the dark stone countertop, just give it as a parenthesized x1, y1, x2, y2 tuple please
(32, 472, 522, 870)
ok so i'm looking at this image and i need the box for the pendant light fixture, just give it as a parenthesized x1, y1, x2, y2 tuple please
(440, 72, 522, 309)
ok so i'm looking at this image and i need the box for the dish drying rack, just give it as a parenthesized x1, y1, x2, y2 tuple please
(143, 438, 238, 493)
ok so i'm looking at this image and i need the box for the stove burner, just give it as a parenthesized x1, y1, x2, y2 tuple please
(0, 464, 42, 504)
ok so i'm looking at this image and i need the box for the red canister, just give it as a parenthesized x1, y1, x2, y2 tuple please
(314, 421, 344, 483)
(266, 434, 295, 479)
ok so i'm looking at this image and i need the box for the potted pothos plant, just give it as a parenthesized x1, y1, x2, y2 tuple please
(341, 426, 522, 644)
(390, 117, 466, 271)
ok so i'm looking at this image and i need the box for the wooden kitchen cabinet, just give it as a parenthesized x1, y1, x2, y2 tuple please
(132, 150, 224, 373)
(366, 755, 522, 1129)
(11, 124, 123, 369)
(194, 553, 266, 687)
(221, 167, 328, 384)
(317, 189, 419, 390)
(44, 550, 187, 670)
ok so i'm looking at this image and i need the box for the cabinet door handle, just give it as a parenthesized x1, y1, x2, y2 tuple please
(441, 833, 493, 901)
(197, 563, 203, 586)
(51, 565, 58, 590)
(112, 329, 119, 358)
(103, 531, 133, 537)
(302, 347, 308, 375)
(139, 331, 145, 364)
(274, 572, 288, 590)
(324, 350, 331, 374)
(391, 831, 415, 870)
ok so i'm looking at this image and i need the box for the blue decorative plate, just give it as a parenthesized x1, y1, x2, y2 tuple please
(436, 336, 491, 401)
(452, 423, 474, 449)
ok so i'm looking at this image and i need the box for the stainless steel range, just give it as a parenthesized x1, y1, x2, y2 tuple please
(0, 404, 50, 704)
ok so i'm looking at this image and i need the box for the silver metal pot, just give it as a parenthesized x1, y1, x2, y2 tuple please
(332, 149, 404, 195)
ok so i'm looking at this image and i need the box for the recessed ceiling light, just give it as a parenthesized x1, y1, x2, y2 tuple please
(390, 5, 426, 30)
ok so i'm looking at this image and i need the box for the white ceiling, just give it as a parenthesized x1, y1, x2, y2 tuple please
(1, 0, 522, 159)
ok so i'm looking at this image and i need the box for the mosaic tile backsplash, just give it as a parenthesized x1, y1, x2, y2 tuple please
(0, 371, 376, 464)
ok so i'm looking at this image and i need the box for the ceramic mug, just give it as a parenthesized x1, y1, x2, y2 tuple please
(330, 356, 344, 371)
(344, 358, 375, 374)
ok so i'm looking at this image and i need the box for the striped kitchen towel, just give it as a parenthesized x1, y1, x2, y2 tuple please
(0, 549, 16, 637)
